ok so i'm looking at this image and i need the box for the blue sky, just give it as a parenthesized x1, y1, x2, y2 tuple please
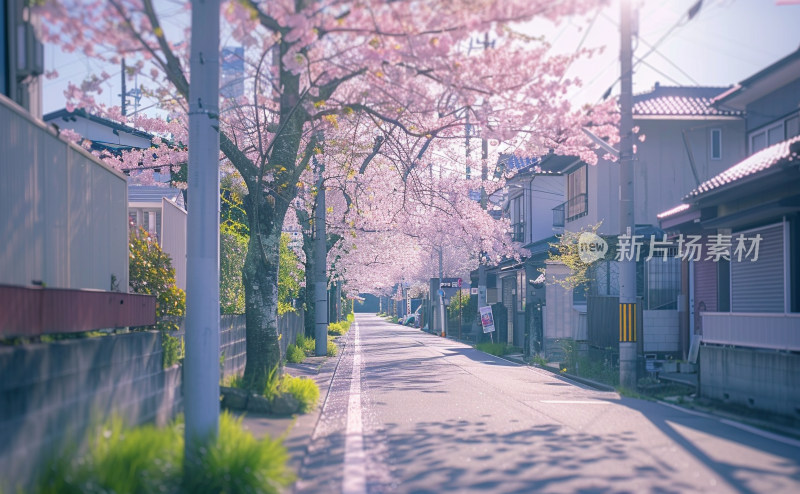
(42, 0, 800, 114)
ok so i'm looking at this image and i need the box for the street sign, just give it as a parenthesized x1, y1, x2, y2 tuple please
(437, 288, 445, 297)
(457, 278, 462, 288)
(479, 306, 495, 334)
(439, 278, 461, 288)
(470, 287, 478, 295)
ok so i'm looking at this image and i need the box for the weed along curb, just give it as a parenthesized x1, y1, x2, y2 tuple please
(468, 343, 616, 392)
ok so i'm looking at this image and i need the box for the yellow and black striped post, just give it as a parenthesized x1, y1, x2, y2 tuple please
(619, 302, 637, 342)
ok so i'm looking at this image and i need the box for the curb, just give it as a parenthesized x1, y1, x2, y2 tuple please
(289, 328, 351, 493)
(497, 353, 617, 392)
(446, 338, 617, 393)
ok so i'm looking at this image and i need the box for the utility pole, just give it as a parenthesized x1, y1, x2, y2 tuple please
(439, 246, 446, 337)
(184, 0, 220, 466)
(619, 0, 638, 390)
(120, 58, 126, 116)
(477, 32, 491, 337)
(313, 150, 328, 356)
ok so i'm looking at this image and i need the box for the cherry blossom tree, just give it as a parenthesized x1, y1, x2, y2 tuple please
(38, 0, 614, 390)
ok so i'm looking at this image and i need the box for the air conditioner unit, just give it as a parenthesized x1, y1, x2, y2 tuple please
(16, 22, 44, 79)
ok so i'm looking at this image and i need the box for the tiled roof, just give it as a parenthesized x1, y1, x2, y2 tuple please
(656, 203, 690, 220)
(497, 154, 539, 171)
(686, 135, 800, 199)
(633, 85, 742, 117)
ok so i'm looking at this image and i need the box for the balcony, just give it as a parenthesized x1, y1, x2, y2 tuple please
(511, 222, 524, 242)
(552, 202, 565, 228)
(701, 312, 800, 351)
(566, 193, 588, 222)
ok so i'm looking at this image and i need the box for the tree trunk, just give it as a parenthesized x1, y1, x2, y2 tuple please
(241, 229, 282, 391)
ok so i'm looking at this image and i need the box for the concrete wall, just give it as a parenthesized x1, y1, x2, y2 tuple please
(643, 310, 679, 354)
(700, 344, 800, 417)
(0, 331, 182, 491)
(0, 94, 129, 291)
(0, 310, 304, 491)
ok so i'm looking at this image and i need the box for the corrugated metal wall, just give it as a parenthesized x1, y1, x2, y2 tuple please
(0, 95, 128, 291)
(731, 223, 785, 313)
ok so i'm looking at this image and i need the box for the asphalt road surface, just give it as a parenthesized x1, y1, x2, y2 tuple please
(295, 314, 800, 494)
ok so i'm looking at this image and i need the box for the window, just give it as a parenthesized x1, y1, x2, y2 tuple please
(748, 112, 800, 154)
(786, 115, 800, 139)
(510, 195, 524, 242)
(710, 128, 722, 160)
(566, 165, 587, 222)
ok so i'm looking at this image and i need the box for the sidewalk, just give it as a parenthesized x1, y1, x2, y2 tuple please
(237, 333, 348, 482)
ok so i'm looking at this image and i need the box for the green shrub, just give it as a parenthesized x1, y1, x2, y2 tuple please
(128, 227, 185, 330)
(346, 313, 354, 323)
(296, 335, 316, 356)
(220, 226, 248, 315)
(286, 344, 305, 363)
(327, 321, 350, 336)
(326, 340, 338, 357)
(37, 414, 292, 494)
(161, 332, 183, 368)
(278, 375, 320, 413)
(225, 373, 244, 388)
(36, 416, 183, 494)
(185, 413, 294, 494)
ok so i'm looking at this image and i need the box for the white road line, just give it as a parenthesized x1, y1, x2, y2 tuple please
(343, 321, 367, 494)
(540, 400, 612, 404)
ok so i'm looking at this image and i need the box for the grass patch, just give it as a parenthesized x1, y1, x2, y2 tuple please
(327, 320, 351, 336)
(295, 335, 316, 356)
(278, 375, 320, 413)
(36, 412, 292, 494)
(259, 367, 320, 413)
(475, 342, 518, 356)
(531, 354, 549, 367)
(285, 343, 305, 363)
(296, 334, 337, 358)
(327, 340, 338, 357)
(184, 414, 294, 494)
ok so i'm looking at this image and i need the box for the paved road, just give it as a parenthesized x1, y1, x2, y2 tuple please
(296, 314, 800, 493)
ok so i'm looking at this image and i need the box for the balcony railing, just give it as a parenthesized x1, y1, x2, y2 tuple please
(552, 202, 565, 228)
(566, 193, 588, 222)
(511, 222, 524, 242)
(702, 312, 800, 351)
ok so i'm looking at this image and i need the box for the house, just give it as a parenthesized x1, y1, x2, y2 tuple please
(128, 185, 188, 290)
(43, 108, 171, 181)
(658, 48, 800, 417)
(43, 109, 189, 290)
(0, 4, 128, 292)
(485, 154, 572, 352)
(1, 0, 43, 119)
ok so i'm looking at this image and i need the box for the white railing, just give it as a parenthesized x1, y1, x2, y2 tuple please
(702, 312, 800, 351)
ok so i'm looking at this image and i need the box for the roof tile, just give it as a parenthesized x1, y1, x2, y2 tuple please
(687, 135, 800, 198)
(633, 85, 742, 117)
